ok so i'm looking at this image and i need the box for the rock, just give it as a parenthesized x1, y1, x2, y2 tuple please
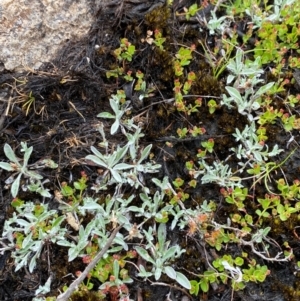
(0, 0, 95, 71)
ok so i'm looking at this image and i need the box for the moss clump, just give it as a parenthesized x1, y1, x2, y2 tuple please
(150, 48, 174, 85)
(69, 290, 105, 301)
(273, 275, 300, 301)
(144, 5, 171, 32)
(191, 71, 224, 96)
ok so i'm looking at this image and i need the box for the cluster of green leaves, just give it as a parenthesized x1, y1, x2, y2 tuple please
(254, 1, 300, 67)
(174, 46, 194, 76)
(191, 254, 269, 294)
(114, 38, 136, 62)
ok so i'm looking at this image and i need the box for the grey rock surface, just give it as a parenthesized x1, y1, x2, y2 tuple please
(0, 0, 95, 71)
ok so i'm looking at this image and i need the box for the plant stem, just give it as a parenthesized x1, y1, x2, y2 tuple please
(56, 224, 123, 301)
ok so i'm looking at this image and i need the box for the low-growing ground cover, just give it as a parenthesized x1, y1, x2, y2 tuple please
(0, 0, 300, 300)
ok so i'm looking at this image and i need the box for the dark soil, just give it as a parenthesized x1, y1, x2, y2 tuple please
(1, 1, 300, 300)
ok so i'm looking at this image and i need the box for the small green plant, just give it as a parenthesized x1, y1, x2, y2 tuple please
(135, 223, 191, 289)
(128, 190, 172, 224)
(205, 11, 232, 35)
(174, 45, 194, 76)
(167, 177, 190, 204)
(285, 94, 300, 108)
(22, 91, 35, 116)
(201, 138, 215, 153)
(0, 142, 57, 197)
(220, 187, 249, 211)
(98, 259, 133, 301)
(176, 3, 201, 21)
(177, 127, 188, 138)
(189, 125, 206, 137)
(59, 172, 87, 205)
(182, 71, 196, 94)
(195, 159, 242, 188)
(106, 67, 124, 79)
(33, 275, 53, 301)
(281, 113, 300, 131)
(258, 106, 283, 126)
(88, 250, 136, 284)
(131, 70, 155, 102)
(277, 178, 300, 200)
(207, 99, 218, 114)
(114, 38, 136, 62)
(221, 48, 275, 121)
(231, 122, 283, 163)
(86, 144, 133, 183)
(255, 193, 300, 223)
(97, 90, 128, 135)
(153, 29, 166, 50)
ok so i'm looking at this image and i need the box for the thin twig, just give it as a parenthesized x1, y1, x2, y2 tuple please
(142, 94, 222, 110)
(56, 224, 123, 301)
(68, 101, 86, 122)
(212, 0, 226, 13)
